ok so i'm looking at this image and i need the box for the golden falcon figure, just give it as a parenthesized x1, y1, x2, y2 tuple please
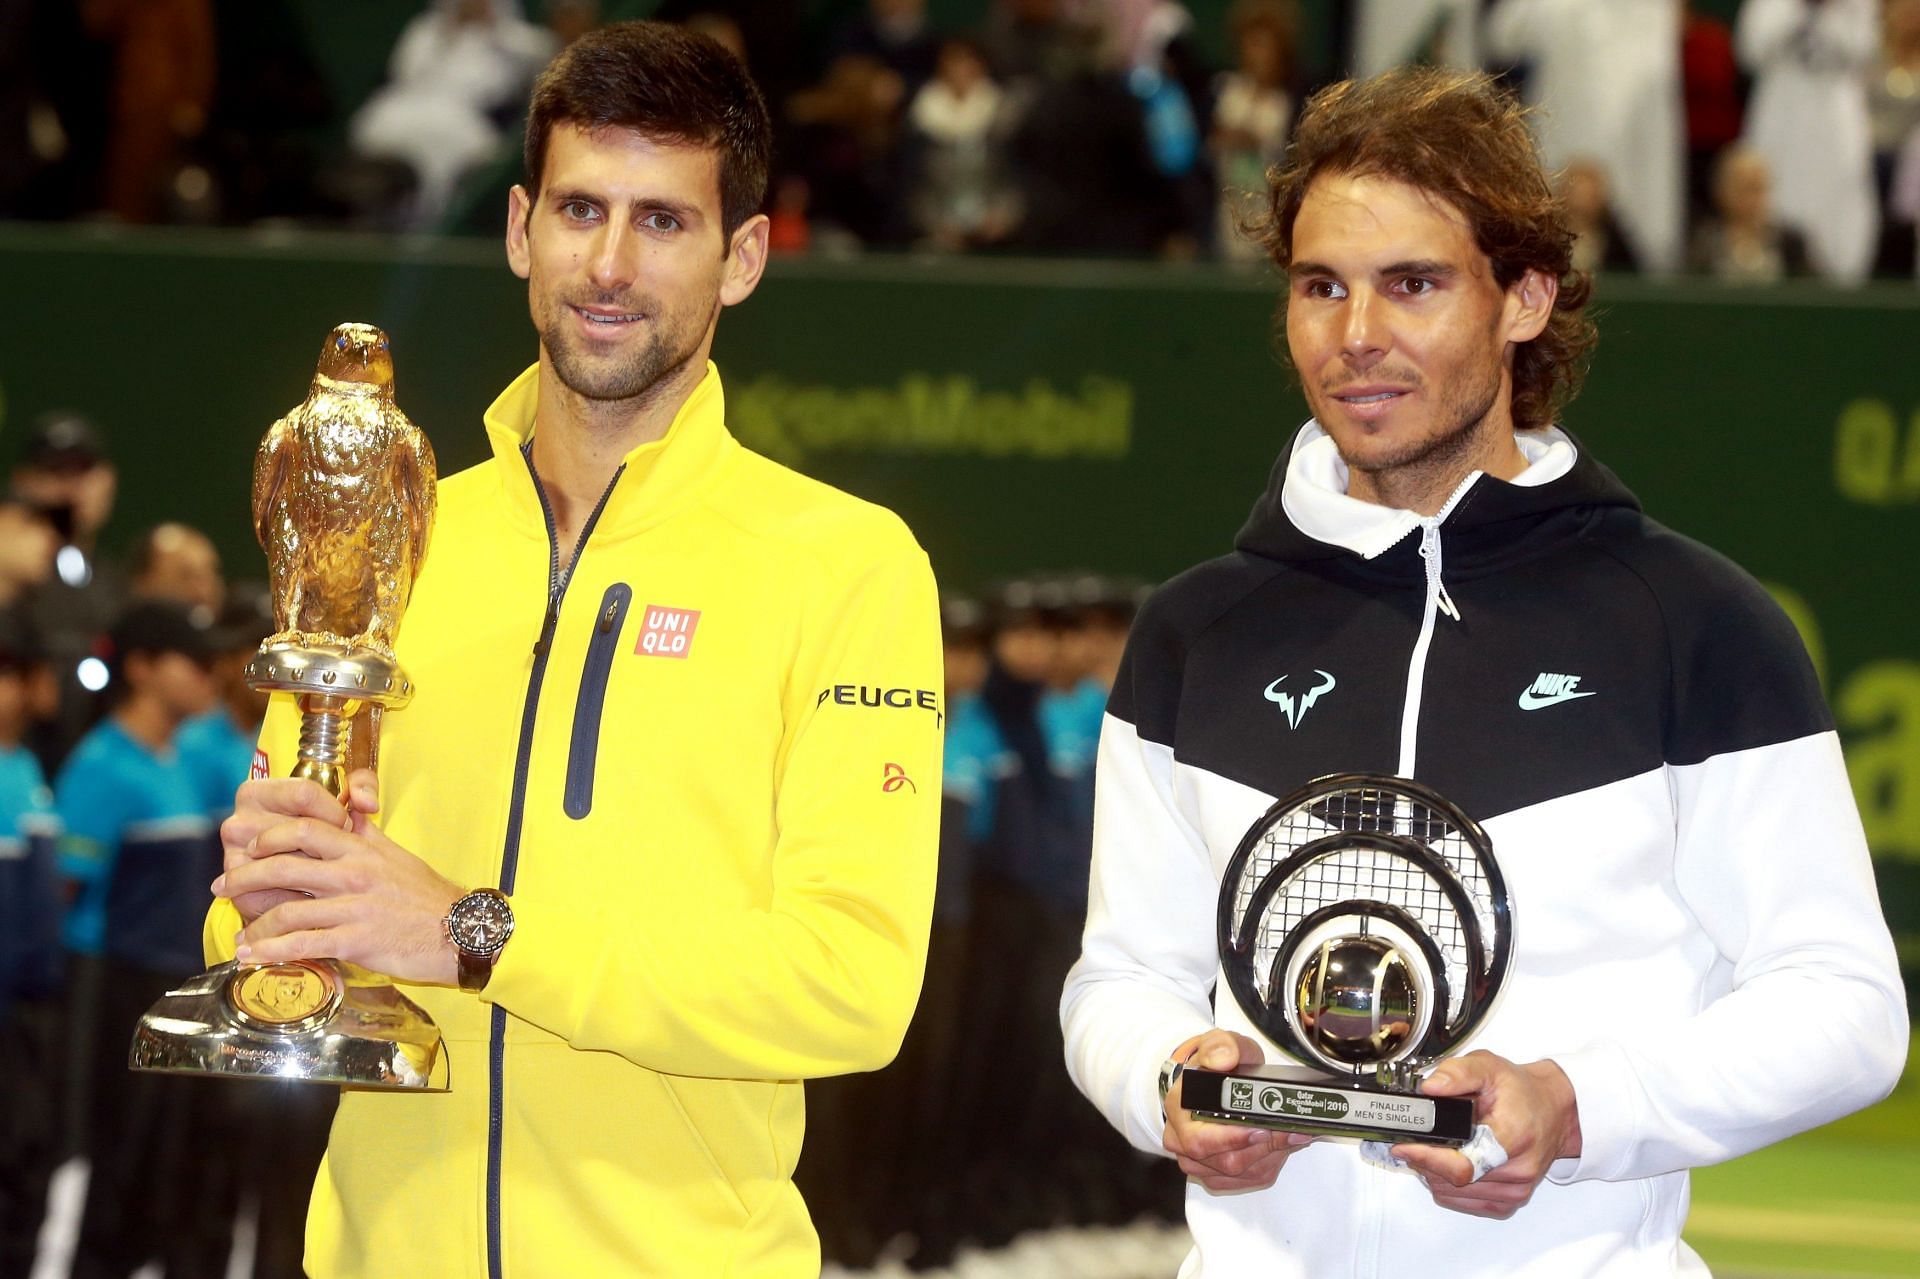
(253, 323, 436, 660)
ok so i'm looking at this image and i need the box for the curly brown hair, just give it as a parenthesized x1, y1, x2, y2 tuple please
(1250, 66, 1596, 432)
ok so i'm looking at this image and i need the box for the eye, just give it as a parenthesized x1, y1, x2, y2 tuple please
(641, 211, 681, 233)
(1398, 277, 1436, 296)
(560, 199, 597, 222)
(1302, 279, 1346, 300)
(335, 334, 348, 350)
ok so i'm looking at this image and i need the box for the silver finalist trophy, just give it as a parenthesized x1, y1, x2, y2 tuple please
(1179, 773, 1512, 1146)
(128, 323, 447, 1090)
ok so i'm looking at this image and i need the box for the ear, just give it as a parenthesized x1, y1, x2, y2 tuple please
(718, 213, 771, 308)
(1503, 268, 1557, 345)
(505, 185, 533, 281)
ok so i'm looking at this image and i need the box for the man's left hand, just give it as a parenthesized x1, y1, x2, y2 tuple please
(213, 776, 463, 987)
(1390, 1051, 1582, 1219)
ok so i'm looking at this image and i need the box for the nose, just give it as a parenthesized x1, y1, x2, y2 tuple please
(1340, 288, 1388, 364)
(585, 219, 639, 294)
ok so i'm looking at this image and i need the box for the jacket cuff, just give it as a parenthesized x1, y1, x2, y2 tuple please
(1544, 1041, 1639, 1184)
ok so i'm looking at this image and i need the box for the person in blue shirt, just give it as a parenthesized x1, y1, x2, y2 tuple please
(175, 588, 270, 823)
(0, 607, 64, 1276)
(56, 600, 232, 1279)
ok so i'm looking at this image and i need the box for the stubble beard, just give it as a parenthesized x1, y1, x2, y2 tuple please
(1325, 357, 1506, 503)
(539, 294, 713, 407)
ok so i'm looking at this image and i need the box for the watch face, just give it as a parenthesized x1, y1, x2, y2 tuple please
(450, 891, 514, 958)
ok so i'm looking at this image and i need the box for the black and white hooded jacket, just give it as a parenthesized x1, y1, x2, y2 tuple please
(1061, 421, 1907, 1279)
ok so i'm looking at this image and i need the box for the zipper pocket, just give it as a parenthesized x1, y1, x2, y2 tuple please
(564, 583, 632, 819)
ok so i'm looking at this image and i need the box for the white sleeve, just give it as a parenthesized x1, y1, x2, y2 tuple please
(1548, 731, 1908, 1184)
(1060, 712, 1219, 1155)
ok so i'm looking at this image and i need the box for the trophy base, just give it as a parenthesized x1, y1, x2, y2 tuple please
(130, 959, 448, 1091)
(1180, 1063, 1472, 1145)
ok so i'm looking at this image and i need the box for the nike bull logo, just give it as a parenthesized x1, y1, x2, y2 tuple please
(1264, 670, 1336, 729)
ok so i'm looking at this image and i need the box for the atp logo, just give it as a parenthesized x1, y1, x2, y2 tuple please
(881, 763, 917, 793)
(1264, 670, 1336, 729)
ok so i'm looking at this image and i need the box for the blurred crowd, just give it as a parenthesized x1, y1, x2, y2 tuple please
(1, 0, 1918, 279)
(0, 411, 334, 1278)
(797, 574, 1168, 1272)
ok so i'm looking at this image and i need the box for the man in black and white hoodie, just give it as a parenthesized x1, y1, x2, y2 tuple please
(1060, 66, 1907, 1279)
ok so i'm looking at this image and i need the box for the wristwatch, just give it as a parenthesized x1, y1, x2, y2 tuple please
(444, 888, 515, 992)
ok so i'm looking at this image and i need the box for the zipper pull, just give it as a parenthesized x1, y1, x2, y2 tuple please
(598, 601, 618, 634)
(1437, 585, 1461, 622)
(532, 601, 559, 658)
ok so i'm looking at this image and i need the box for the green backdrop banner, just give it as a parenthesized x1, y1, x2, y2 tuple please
(1, 225, 1915, 976)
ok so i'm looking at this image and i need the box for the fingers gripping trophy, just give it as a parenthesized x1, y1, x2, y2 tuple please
(130, 323, 448, 1090)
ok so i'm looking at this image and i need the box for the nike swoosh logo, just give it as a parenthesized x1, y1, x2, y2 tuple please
(1517, 689, 1596, 710)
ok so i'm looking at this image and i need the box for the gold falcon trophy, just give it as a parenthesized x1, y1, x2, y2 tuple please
(130, 323, 448, 1090)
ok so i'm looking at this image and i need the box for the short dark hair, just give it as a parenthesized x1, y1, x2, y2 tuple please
(523, 21, 773, 238)
(1252, 66, 1596, 432)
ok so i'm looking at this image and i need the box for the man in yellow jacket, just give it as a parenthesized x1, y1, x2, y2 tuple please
(207, 22, 942, 1278)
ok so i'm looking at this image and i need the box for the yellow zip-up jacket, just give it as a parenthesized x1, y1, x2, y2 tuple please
(206, 363, 942, 1278)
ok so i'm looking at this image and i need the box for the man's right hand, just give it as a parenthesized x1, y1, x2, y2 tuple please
(218, 772, 380, 925)
(1162, 1029, 1314, 1193)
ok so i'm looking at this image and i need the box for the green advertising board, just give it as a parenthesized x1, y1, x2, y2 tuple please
(0, 225, 1915, 982)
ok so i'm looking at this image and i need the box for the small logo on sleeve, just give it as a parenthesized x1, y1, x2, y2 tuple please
(881, 763, 917, 793)
(636, 605, 701, 659)
(250, 750, 271, 780)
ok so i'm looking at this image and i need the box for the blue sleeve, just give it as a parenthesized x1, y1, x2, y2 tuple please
(54, 752, 130, 883)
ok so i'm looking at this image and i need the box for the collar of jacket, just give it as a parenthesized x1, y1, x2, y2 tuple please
(481, 360, 737, 543)
(1234, 418, 1642, 577)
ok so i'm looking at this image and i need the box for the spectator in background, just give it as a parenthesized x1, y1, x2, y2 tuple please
(1485, 0, 1685, 272)
(0, 607, 63, 1279)
(1871, 0, 1920, 275)
(349, 0, 557, 227)
(1211, 0, 1297, 261)
(82, 0, 214, 222)
(1560, 156, 1642, 274)
(128, 522, 224, 618)
(1680, 0, 1743, 224)
(1690, 142, 1813, 282)
(0, 498, 58, 610)
(907, 37, 1017, 250)
(1738, 0, 1880, 282)
(1348, 0, 1480, 77)
(834, 0, 942, 95)
(57, 602, 228, 1279)
(985, 0, 1096, 86)
(10, 413, 123, 774)
(787, 52, 911, 248)
(1123, 3, 1208, 255)
(197, 1, 336, 227)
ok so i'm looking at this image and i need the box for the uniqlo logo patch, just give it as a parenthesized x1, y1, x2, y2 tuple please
(636, 605, 701, 659)
(250, 749, 271, 780)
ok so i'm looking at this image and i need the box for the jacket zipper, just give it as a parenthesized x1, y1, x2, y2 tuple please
(563, 583, 633, 820)
(487, 448, 625, 1279)
(1393, 475, 1474, 779)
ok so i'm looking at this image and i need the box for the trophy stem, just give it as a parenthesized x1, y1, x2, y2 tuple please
(291, 692, 355, 797)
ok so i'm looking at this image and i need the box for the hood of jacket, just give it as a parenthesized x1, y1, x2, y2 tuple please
(1234, 419, 1642, 579)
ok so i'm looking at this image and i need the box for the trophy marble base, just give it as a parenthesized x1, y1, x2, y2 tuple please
(1180, 1063, 1472, 1145)
(130, 959, 448, 1090)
